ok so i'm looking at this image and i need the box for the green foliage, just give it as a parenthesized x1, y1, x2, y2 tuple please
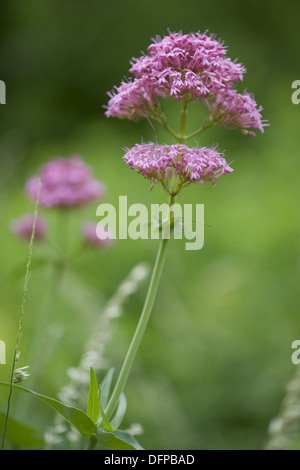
(110, 393, 127, 431)
(0, 412, 43, 448)
(86, 367, 100, 425)
(0, 373, 141, 449)
(0, 382, 97, 436)
(95, 429, 143, 450)
(99, 367, 115, 409)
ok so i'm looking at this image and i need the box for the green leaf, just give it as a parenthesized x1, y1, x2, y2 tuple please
(98, 386, 113, 432)
(114, 430, 144, 450)
(95, 428, 143, 450)
(86, 367, 100, 424)
(110, 393, 127, 430)
(99, 367, 114, 409)
(0, 381, 97, 436)
(0, 413, 43, 448)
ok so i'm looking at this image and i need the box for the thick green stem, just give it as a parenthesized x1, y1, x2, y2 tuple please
(105, 235, 169, 420)
(103, 103, 187, 425)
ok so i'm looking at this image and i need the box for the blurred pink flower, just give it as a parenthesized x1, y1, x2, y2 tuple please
(10, 213, 47, 241)
(82, 222, 114, 247)
(123, 143, 233, 189)
(26, 156, 105, 208)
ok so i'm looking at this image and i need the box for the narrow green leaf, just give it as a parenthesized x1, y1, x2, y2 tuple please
(98, 385, 113, 431)
(99, 367, 114, 409)
(0, 381, 97, 436)
(110, 393, 127, 430)
(86, 367, 100, 424)
(95, 428, 143, 450)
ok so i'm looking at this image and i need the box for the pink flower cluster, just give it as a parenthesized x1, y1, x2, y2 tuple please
(82, 222, 114, 247)
(123, 143, 233, 188)
(130, 31, 245, 100)
(105, 77, 161, 122)
(105, 30, 268, 193)
(11, 156, 114, 251)
(26, 156, 105, 208)
(105, 30, 246, 121)
(105, 30, 266, 137)
(10, 214, 47, 241)
(208, 89, 268, 136)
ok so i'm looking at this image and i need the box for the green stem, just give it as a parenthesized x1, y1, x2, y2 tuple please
(1, 182, 40, 450)
(1, 351, 17, 450)
(178, 100, 189, 143)
(161, 121, 181, 141)
(18, 211, 68, 417)
(86, 434, 98, 450)
(28, 263, 64, 382)
(103, 102, 189, 425)
(185, 116, 216, 142)
(105, 235, 169, 420)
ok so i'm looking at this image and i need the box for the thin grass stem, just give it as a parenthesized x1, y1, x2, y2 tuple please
(1, 180, 41, 450)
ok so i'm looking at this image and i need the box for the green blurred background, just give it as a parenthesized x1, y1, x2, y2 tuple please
(0, 0, 300, 450)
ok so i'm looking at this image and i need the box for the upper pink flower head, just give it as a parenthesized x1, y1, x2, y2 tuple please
(130, 31, 245, 101)
(105, 29, 268, 137)
(26, 156, 105, 208)
(105, 30, 246, 121)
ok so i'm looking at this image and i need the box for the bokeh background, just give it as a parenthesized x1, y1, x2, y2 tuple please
(0, 0, 300, 450)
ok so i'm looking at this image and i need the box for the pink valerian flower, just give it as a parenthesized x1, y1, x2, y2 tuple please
(123, 143, 233, 191)
(10, 213, 47, 241)
(82, 222, 114, 247)
(129, 31, 246, 101)
(26, 156, 105, 208)
(104, 76, 163, 122)
(207, 89, 268, 135)
(105, 30, 246, 121)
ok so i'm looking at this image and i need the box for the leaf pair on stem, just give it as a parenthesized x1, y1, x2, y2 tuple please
(0, 366, 142, 450)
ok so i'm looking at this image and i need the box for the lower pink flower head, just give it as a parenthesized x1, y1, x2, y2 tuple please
(124, 143, 233, 191)
(10, 214, 47, 241)
(26, 156, 105, 208)
(208, 89, 268, 135)
(82, 222, 114, 247)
